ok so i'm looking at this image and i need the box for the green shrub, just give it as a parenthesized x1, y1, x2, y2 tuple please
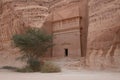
(1, 66, 17, 70)
(16, 58, 43, 72)
(41, 62, 61, 73)
(27, 58, 42, 72)
(16, 66, 33, 72)
(12, 28, 53, 72)
(12, 28, 53, 60)
(1, 66, 34, 72)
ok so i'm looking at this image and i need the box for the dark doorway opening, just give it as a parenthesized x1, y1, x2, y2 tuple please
(64, 49, 68, 57)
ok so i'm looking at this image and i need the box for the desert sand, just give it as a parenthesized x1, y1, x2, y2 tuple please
(0, 57, 120, 80)
(0, 69, 120, 80)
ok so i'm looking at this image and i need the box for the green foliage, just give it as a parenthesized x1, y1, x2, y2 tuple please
(16, 66, 34, 72)
(12, 28, 53, 72)
(12, 27, 53, 59)
(27, 58, 42, 72)
(16, 61, 61, 73)
(41, 62, 61, 73)
(1, 66, 17, 70)
(16, 59, 42, 72)
(1, 66, 34, 72)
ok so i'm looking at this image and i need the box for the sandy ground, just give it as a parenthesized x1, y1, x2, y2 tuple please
(0, 69, 120, 80)
(0, 57, 120, 80)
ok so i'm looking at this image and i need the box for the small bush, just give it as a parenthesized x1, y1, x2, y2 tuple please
(16, 58, 43, 72)
(1, 66, 17, 70)
(16, 66, 34, 72)
(41, 62, 61, 73)
(27, 58, 41, 72)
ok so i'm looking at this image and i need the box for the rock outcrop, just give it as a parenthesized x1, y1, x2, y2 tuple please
(0, 1, 29, 67)
(0, 1, 29, 49)
(87, 0, 120, 70)
(0, 0, 63, 67)
(0, 0, 49, 67)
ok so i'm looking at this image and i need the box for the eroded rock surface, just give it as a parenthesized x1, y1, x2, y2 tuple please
(0, 0, 65, 67)
(88, 0, 120, 70)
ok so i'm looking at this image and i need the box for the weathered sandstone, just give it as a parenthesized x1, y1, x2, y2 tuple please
(87, 0, 120, 70)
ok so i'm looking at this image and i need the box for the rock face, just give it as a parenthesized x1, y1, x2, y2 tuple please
(0, 0, 50, 67)
(0, 0, 61, 50)
(87, 0, 120, 70)
(0, 1, 29, 67)
(0, 0, 64, 67)
(0, 0, 120, 71)
(0, 1, 28, 49)
(13, 0, 49, 27)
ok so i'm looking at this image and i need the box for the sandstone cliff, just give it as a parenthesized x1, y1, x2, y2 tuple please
(88, 0, 120, 70)
(0, 0, 49, 67)
(0, 1, 29, 67)
(0, 0, 120, 71)
(0, 1, 29, 49)
(0, 0, 66, 67)
(0, 0, 79, 45)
